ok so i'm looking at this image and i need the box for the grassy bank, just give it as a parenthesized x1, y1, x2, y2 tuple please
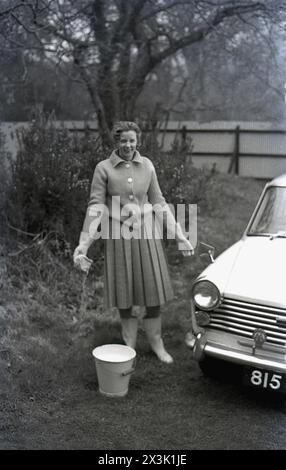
(0, 173, 266, 449)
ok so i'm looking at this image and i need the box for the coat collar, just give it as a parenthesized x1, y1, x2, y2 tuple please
(109, 149, 143, 167)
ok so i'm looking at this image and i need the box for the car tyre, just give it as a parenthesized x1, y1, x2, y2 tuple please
(199, 356, 222, 377)
(199, 356, 242, 383)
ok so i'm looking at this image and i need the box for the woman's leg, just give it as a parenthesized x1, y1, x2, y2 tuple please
(119, 308, 138, 349)
(143, 306, 173, 364)
(144, 306, 161, 319)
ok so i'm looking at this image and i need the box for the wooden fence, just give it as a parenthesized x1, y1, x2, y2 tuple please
(155, 123, 286, 179)
(2, 121, 286, 179)
(160, 124, 286, 179)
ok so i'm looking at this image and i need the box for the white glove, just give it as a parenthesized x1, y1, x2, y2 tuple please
(178, 237, 195, 257)
(73, 246, 93, 273)
(73, 232, 93, 271)
(73, 243, 88, 263)
(176, 224, 195, 257)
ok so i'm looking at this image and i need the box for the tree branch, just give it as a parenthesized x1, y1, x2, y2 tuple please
(139, 0, 193, 23)
(151, 2, 267, 67)
(0, 2, 35, 18)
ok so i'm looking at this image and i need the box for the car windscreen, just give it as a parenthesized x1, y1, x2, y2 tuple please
(247, 186, 286, 236)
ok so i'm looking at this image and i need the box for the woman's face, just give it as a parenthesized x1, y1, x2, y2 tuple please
(117, 130, 137, 160)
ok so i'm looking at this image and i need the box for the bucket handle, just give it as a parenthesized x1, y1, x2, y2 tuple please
(121, 357, 136, 376)
(121, 367, 135, 377)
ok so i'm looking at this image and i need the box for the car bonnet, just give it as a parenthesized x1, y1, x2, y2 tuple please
(214, 236, 286, 308)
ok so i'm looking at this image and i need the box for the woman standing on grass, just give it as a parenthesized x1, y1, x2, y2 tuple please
(73, 121, 194, 364)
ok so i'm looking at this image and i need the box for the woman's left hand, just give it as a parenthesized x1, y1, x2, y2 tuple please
(178, 237, 195, 257)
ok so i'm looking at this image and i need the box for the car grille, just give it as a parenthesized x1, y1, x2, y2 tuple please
(209, 297, 286, 347)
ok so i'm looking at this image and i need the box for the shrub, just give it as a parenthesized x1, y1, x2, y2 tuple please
(0, 127, 10, 231)
(5, 113, 106, 260)
(140, 122, 216, 212)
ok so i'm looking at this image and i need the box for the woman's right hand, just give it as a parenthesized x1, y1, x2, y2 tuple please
(73, 244, 88, 268)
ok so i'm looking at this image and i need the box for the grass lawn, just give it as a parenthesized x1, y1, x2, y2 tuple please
(0, 173, 266, 449)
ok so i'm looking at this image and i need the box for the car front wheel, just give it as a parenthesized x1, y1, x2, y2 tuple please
(199, 356, 242, 382)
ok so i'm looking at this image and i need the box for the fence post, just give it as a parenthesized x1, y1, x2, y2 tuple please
(234, 125, 240, 175)
(181, 125, 187, 143)
(228, 125, 240, 175)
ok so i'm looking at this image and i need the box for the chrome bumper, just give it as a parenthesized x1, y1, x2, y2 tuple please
(204, 343, 286, 373)
(192, 334, 286, 373)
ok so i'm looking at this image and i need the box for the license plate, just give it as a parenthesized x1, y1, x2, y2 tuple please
(243, 367, 286, 393)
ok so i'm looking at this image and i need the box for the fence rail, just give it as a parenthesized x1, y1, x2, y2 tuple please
(174, 125, 286, 179)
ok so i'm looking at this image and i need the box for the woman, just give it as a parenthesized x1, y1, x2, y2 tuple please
(73, 121, 194, 364)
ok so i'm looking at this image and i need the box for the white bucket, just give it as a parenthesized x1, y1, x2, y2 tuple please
(92, 344, 136, 397)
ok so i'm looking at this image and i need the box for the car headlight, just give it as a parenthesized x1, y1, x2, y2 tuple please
(192, 280, 221, 311)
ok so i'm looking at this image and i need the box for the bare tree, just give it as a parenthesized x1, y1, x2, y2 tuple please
(176, 17, 286, 122)
(1, 0, 286, 144)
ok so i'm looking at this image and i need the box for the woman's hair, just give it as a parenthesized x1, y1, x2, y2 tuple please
(111, 121, 142, 146)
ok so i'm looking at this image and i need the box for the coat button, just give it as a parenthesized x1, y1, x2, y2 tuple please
(127, 177, 133, 183)
(125, 164, 130, 168)
(129, 194, 134, 200)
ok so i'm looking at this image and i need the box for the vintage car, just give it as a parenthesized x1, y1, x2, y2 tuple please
(189, 174, 286, 393)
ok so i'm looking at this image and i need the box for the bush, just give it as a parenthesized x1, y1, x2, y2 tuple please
(140, 122, 216, 211)
(5, 113, 106, 259)
(0, 128, 10, 232)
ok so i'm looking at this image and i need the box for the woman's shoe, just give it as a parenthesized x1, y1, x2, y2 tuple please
(121, 317, 138, 349)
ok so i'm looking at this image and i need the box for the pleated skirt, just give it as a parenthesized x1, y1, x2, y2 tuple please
(104, 223, 174, 309)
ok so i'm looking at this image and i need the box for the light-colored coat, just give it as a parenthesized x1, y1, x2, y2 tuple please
(82, 150, 170, 236)
(81, 149, 175, 309)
